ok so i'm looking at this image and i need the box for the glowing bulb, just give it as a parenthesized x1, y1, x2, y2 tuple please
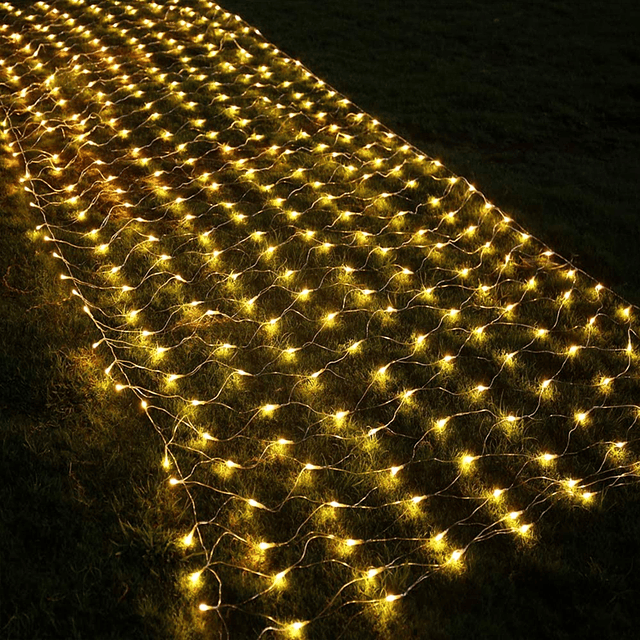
(273, 570, 287, 584)
(450, 549, 464, 563)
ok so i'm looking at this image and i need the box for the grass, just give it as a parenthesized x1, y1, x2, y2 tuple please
(219, 0, 640, 305)
(0, 161, 199, 637)
(1, 1, 640, 639)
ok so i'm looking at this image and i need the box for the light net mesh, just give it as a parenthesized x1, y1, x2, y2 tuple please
(1, 0, 639, 636)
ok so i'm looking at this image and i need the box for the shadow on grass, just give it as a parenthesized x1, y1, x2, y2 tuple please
(0, 165, 200, 639)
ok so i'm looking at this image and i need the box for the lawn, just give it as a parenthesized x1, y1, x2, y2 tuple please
(220, 0, 640, 306)
(1, 1, 639, 639)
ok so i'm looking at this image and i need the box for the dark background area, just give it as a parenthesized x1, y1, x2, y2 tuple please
(220, 0, 640, 304)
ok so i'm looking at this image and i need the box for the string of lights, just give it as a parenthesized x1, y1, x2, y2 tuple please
(1, 0, 639, 636)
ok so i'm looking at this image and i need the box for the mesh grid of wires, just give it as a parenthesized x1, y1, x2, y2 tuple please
(1, 0, 639, 636)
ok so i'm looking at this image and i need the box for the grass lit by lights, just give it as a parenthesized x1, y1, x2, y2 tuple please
(2, 0, 640, 639)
